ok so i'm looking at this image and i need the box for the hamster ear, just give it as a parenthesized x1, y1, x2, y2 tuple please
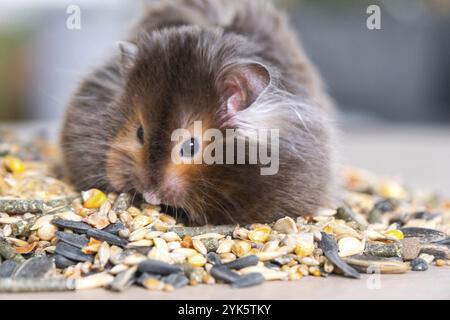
(116, 41, 138, 72)
(218, 63, 270, 114)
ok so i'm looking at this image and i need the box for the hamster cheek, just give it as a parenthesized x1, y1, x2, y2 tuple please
(105, 127, 146, 192)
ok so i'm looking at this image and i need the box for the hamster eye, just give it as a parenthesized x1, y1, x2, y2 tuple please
(180, 137, 199, 158)
(137, 126, 144, 144)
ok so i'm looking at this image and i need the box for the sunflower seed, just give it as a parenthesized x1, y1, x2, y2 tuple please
(419, 243, 450, 259)
(210, 265, 241, 284)
(136, 273, 161, 286)
(138, 259, 182, 275)
(54, 254, 77, 269)
(162, 273, 189, 289)
(86, 228, 128, 247)
(231, 272, 265, 288)
(108, 265, 137, 292)
(206, 252, 221, 265)
(13, 256, 54, 279)
(222, 255, 259, 270)
(52, 218, 92, 234)
(272, 255, 293, 266)
(0, 260, 18, 278)
(55, 242, 94, 263)
(434, 237, 450, 246)
(400, 227, 447, 244)
(55, 231, 89, 249)
(336, 206, 368, 230)
(319, 232, 360, 279)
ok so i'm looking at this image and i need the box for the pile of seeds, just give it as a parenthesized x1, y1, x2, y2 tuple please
(0, 129, 449, 293)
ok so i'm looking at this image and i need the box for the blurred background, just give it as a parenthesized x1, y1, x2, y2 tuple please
(0, 0, 449, 192)
(0, 0, 449, 123)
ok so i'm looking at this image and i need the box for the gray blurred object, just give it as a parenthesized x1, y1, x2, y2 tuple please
(26, 1, 139, 121)
(0, 0, 140, 121)
(285, 0, 450, 123)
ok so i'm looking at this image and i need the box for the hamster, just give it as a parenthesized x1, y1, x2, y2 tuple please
(61, 0, 337, 225)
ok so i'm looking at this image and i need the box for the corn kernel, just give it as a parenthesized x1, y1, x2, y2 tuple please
(311, 269, 321, 277)
(248, 226, 271, 243)
(83, 189, 107, 209)
(188, 253, 207, 267)
(4, 156, 26, 174)
(163, 284, 174, 292)
(181, 235, 193, 248)
(435, 259, 445, 267)
(143, 278, 163, 291)
(294, 242, 315, 257)
(231, 240, 252, 257)
(288, 272, 303, 281)
(384, 229, 404, 240)
(323, 225, 333, 233)
(379, 181, 406, 199)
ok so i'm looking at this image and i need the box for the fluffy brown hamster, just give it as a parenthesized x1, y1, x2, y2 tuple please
(61, 0, 337, 225)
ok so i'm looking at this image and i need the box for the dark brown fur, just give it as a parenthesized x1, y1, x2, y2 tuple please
(61, 0, 337, 225)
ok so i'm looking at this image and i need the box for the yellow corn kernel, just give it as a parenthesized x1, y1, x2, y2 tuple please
(4, 156, 26, 174)
(181, 235, 193, 248)
(311, 269, 321, 277)
(83, 189, 107, 209)
(143, 278, 163, 291)
(294, 242, 315, 258)
(163, 284, 174, 292)
(384, 229, 404, 240)
(248, 226, 271, 243)
(231, 240, 252, 257)
(323, 225, 333, 234)
(379, 181, 406, 199)
(435, 259, 445, 267)
(188, 253, 207, 267)
(280, 265, 290, 272)
(288, 272, 303, 281)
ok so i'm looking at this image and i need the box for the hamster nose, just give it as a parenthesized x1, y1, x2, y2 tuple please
(143, 191, 161, 205)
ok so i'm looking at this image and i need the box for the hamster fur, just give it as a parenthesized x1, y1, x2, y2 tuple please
(61, 0, 337, 225)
